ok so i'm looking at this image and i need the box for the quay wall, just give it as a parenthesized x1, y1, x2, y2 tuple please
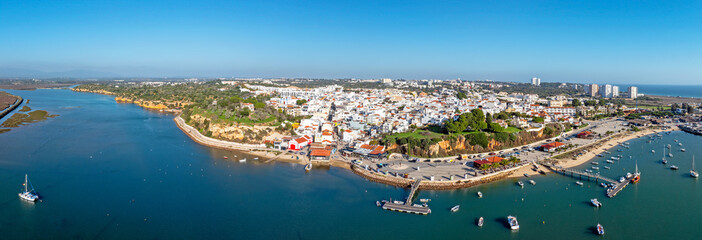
(351, 164, 523, 190)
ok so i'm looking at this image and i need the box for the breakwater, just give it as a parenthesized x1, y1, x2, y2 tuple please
(0, 96, 23, 120)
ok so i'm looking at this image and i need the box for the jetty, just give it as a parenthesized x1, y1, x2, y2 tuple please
(381, 179, 432, 215)
(543, 163, 630, 198)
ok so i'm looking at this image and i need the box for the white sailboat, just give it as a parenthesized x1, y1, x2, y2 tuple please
(662, 146, 667, 164)
(18, 174, 39, 202)
(691, 155, 699, 178)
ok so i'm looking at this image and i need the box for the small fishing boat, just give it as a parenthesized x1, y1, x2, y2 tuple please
(450, 205, 460, 212)
(592, 166, 599, 170)
(253, 157, 259, 160)
(626, 173, 633, 178)
(597, 223, 605, 235)
(585, 169, 593, 173)
(524, 173, 529, 177)
(575, 181, 584, 186)
(305, 162, 312, 171)
(18, 174, 39, 202)
(223, 156, 228, 159)
(651, 150, 655, 153)
(239, 158, 247, 163)
(606, 160, 614, 163)
(619, 177, 626, 183)
(590, 198, 602, 207)
(507, 215, 519, 230)
(604, 166, 610, 169)
(669, 153, 674, 158)
(477, 191, 483, 198)
(376, 201, 381, 207)
(671, 165, 679, 170)
(517, 181, 524, 187)
(529, 180, 536, 185)
(600, 182, 607, 188)
(478, 217, 484, 227)
(591, 162, 599, 165)
(681, 148, 686, 152)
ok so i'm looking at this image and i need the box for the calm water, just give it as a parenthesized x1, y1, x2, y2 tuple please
(2, 89, 702, 239)
(633, 84, 702, 98)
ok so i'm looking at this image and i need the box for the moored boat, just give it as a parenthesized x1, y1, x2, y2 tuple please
(671, 165, 679, 170)
(631, 161, 640, 183)
(305, 162, 312, 171)
(478, 217, 484, 227)
(575, 181, 584, 186)
(508, 215, 519, 230)
(450, 205, 460, 212)
(691, 155, 699, 178)
(603, 166, 610, 169)
(597, 223, 605, 235)
(517, 181, 524, 187)
(619, 177, 626, 183)
(529, 180, 536, 185)
(590, 198, 602, 207)
(477, 191, 483, 198)
(239, 158, 247, 163)
(19, 174, 39, 202)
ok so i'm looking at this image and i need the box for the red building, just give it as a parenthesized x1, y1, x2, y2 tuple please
(541, 142, 565, 152)
(473, 156, 504, 168)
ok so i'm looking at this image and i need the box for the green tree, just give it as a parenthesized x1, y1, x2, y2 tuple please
(533, 117, 545, 123)
(457, 92, 467, 99)
(543, 127, 554, 136)
(469, 132, 489, 148)
(296, 99, 307, 105)
(572, 99, 581, 107)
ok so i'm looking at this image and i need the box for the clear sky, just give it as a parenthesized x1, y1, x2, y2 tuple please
(0, 0, 700, 84)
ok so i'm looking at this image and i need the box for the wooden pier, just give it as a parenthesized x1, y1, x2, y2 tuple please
(381, 179, 432, 215)
(543, 163, 630, 198)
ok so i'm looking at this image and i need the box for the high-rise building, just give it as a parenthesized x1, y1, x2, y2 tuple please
(600, 84, 612, 98)
(531, 77, 541, 86)
(628, 86, 638, 99)
(589, 84, 599, 97)
(612, 86, 619, 98)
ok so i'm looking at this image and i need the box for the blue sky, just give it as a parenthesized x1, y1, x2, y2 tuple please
(0, 0, 700, 84)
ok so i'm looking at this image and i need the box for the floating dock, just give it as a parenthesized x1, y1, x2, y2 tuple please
(543, 163, 631, 198)
(380, 179, 431, 215)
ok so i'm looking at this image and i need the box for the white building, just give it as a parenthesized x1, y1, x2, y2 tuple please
(531, 77, 541, 86)
(612, 86, 619, 98)
(600, 84, 612, 98)
(628, 86, 638, 99)
(588, 84, 599, 97)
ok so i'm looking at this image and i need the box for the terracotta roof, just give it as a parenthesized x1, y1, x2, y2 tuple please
(310, 150, 331, 157)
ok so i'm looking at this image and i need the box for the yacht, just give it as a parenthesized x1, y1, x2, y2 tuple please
(590, 198, 602, 207)
(517, 181, 524, 187)
(600, 182, 608, 188)
(619, 177, 626, 183)
(626, 172, 633, 178)
(631, 161, 640, 183)
(691, 155, 699, 178)
(575, 181, 584, 186)
(529, 180, 536, 185)
(477, 191, 483, 198)
(478, 217, 484, 227)
(606, 160, 614, 163)
(591, 162, 599, 165)
(597, 223, 605, 235)
(450, 205, 460, 212)
(671, 165, 679, 170)
(508, 216, 520, 230)
(592, 166, 599, 170)
(681, 148, 686, 152)
(19, 174, 39, 202)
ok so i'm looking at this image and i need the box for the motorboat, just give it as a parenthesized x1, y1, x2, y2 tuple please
(671, 165, 679, 170)
(681, 148, 686, 152)
(600, 182, 608, 188)
(591, 162, 599, 165)
(477, 191, 483, 198)
(18, 174, 39, 202)
(420, 198, 431, 203)
(592, 166, 599, 170)
(239, 158, 247, 162)
(524, 173, 529, 177)
(223, 156, 228, 159)
(626, 173, 633, 178)
(597, 223, 605, 235)
(507, 215, 519, 230)
(305, 162, 312, 171)
(575, 181, 584, 186)
(478, 217, 484, 227)
(619, 177, 626, 183)
(585, 169, 593, 173)
(517, 181, 524, 187)
(603, 166, 610, 169)
(450, 205, 460, 212)
(529, 180, 536, 185)
(590, 198, 602, 207)
(606, 160, 614, 163)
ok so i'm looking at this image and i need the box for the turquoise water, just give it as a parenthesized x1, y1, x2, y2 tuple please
(1, 89, 702, 239)
(632, 84, 702, 98)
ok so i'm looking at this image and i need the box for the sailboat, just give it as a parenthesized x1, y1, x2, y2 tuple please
(19, 174, 39, 202)
(662, 147, 667, 164)
(631, 160, 640, 183)
(691, 155, 699, 178)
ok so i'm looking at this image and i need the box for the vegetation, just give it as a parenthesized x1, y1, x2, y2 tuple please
(19, 106, 31, 112)
(1, 110, 57, 128)
(496, 82, 583, 97)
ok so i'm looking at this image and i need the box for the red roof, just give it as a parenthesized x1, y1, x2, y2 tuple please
(310, 150, 331, 157)
(541, 142, 565, 149)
